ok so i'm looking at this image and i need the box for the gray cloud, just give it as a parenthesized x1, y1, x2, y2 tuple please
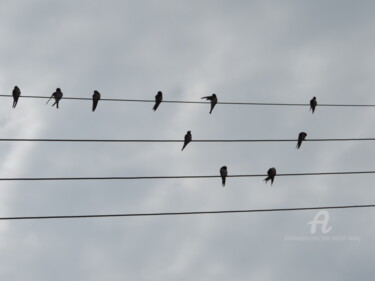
(0, 0, 374, 280)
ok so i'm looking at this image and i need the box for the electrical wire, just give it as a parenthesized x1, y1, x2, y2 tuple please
(1, 170, 375, 181)
(1, 204, 373, 221)
(1, 94, 375, 107)
(0, 137, 375, 143)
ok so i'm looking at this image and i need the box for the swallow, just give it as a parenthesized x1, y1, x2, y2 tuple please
(220, 166, 228, 187)
(12, 86, 21, 108)
(296, 132, 307, 149)
(264, 167, 276, 185)
(310, 97, 317, 113)
(153, 91, 163, 111)
(92, 90, 101, 112)
(201, 93, 218, 114)
(46, 88, 63, 109)
(181, 131, 192, 151)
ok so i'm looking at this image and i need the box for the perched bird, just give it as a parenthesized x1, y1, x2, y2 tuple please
(220, 166, 228, 187)
(264, 167, 277, 185)
(310, 97, 317, 113)
(46, 88, 63, 109)
(153, 91, 163, 111)
(12, 86, 21, 108)
(201, 93, 218, 114)
(92, 90, 101, 112)
(296, 132, 307, 149)
(181, 131, 192, 151)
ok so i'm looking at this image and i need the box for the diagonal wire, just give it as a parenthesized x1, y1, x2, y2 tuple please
(0, 170, 375, 181)
(1, 204, 374, 221)
(2, 94, 375, 107)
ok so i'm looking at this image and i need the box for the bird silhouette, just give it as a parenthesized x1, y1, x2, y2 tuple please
(181, 131, 192, 151)
(201, 93, 218, 114)
(310, 97, 317, 113)
(92, 90, 101, 112)
(153, 91, 163, 111)
(12, 86, 21, 108)
(46, 88, 63, 109)
(264, 167, 276, 185)
(220, 166, 228, 187)
(296, 132, 307, 149)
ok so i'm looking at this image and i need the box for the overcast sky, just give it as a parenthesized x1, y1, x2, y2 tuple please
(0, 0, 375, 280)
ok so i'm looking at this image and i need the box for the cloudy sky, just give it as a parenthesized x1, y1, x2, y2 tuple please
(1, 0, 375, 280)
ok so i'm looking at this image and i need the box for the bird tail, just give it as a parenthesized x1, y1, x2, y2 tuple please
(46, 97, 53, 105)
(296, 142, 301, 149)
(181, 143, 187, 151)
(264, 176, 274, 185)
(222, 177, 226, 187)
(93, 101, 98, 112)
(153, 103, 160, 111)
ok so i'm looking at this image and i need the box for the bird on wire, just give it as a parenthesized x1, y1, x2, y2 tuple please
(153, 91, 163, 111)
(310, 97, 317, 113)
(264, 167, 277, 185)
(296, 132, 307, 149)
(181, 131, 192, 151)
(220, 166, 228, 187)
(201, 93, 218, 114)
(46, 88, 63, 109)
(12, 86, 21, 108)
(92, 90, 101, 112)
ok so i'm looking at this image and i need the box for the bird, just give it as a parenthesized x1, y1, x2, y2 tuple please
(153, 91, 163, 111)
(220, 166, 228, 187)
(12, 86, 21, 108)
(201, 93, 218, 114)
(264, 167, 276, 185)
(310, 97, 317, 113)
(46, 88, 63, 109)
(181, 131, 192, 151)
(92, 90, 101, 112)
(296, 132, 307, 149)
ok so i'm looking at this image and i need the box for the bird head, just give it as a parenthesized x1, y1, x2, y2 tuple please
(268, 167, 276, 175)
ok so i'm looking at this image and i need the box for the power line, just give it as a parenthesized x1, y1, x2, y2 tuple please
(1, 94, 375, 107)
(1, 204, 373, 221)
(1, 170, 375, 181)
(0, 137, 375, 143)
